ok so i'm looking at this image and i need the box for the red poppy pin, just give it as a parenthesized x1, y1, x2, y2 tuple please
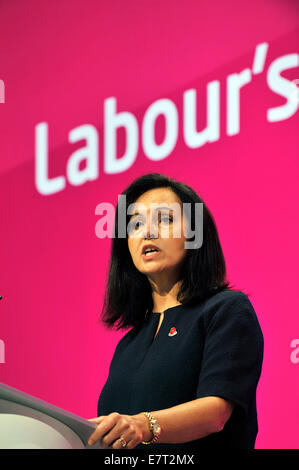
(168, 327, 177, 337)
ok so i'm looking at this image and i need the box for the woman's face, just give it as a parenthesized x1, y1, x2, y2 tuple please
(127, 187, 188, 286)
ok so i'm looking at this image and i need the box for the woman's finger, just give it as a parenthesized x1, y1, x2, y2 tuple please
(88, 413, 119, 445)
(88, 416, 105, 423)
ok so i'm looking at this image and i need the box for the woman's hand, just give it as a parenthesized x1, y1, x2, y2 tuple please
(87, 412, 151, 449)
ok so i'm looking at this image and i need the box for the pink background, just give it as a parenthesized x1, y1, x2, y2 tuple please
(0, 0, 299, 448)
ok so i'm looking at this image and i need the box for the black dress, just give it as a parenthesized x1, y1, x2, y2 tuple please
(97, 289, 264, 450)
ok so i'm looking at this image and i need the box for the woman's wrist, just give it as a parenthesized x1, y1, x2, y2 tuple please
(133, 413, 153, 442)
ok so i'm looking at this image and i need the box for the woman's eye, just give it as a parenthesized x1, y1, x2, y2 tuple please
(161, 215, 173, 223)
(128, 219, 144, 232)
(128, 214, 172, 234)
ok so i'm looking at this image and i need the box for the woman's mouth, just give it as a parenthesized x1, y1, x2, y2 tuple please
(142, 248, 161, 260)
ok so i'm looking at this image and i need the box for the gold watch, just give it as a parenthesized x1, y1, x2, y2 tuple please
(141, 411, 162, 444)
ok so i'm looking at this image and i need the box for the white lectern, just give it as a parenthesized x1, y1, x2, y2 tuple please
(0, 382, 102, 449)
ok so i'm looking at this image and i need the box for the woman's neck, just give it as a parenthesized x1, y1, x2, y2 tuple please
(150, 278, 182, 313)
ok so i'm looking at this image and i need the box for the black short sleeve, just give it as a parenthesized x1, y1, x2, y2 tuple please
(196, 292, 264, 418)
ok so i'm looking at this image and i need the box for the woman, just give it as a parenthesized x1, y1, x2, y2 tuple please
(88, 173, 264, 450)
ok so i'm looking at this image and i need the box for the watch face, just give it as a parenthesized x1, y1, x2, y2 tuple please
(153, 422, 161, 435)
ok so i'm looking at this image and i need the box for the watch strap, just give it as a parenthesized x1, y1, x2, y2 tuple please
(141, 411, 161, 445)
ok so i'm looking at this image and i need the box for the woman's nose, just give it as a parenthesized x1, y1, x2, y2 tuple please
(143, 216, 158, 239)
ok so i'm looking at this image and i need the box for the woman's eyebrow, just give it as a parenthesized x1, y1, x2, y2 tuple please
(131, 206, 174, 216)
(128, 206, 175, 221)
